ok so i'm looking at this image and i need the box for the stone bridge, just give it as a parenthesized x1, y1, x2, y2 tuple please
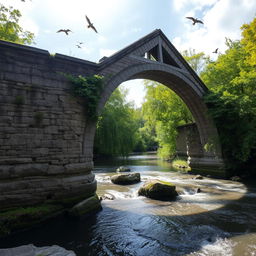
(0, 29, 224, 211)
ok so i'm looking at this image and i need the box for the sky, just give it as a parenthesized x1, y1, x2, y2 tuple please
(1, 0, 256, 107)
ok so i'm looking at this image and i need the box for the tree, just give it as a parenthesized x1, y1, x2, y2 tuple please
(0, 4, 34, 45)
(182, 49, 209, 74)
(201, 17, 256, 175)
(142, 80, 193, 159)
(94, 88, 139, 157)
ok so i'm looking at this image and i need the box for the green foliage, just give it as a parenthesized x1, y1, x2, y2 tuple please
(182, 49, 209, 74)
(201, 17, 256, 175)
(66, 74, 104, 120)
(203, 91, 256, 173)
(0, 204, 63, 237)
(0, 4, 34, 45)
(241, 17, 256, 66)
(172, 158, 191, 172)
(142, 80, 193, 159)
(94, 87, 140, 157)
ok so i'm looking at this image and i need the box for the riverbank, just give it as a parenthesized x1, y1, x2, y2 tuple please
(0, 194, 101, 238)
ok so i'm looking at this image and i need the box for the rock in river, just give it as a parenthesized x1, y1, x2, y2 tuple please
(0, 244, 76, 256)
(193, 175, 204, 180)
(111, 173, 141, 185)
(116, 166, 131, 172)
(138, 179, 178, 201)
(68, 194, 102, 217)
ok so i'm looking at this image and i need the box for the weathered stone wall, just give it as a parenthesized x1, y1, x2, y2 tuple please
(0, 40, 98, 210)
(176, 123, 225, 176)
(176, 123, 203, 158)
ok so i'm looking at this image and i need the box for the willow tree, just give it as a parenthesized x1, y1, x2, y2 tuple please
(94, 88, 139, 157)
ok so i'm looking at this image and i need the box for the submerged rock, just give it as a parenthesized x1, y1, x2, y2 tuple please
(116, 166, 131, 172)
(193, 175, 203, 180)
(101, 193, 115, 200)
(68, 194, 102, 217)
(138, 180, 178, 201)
(0, 244, 76, 256)
(230, 176, 241, 182)
(111, 173, 141, 185)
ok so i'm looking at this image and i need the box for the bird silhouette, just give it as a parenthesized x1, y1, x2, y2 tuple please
(56, 29, 72, 35)
(186, 17, 204, 25)
(212, 48, 219, 54)
(76, 44, 82, 49)
(77, 41, 84, 45)
(85, 15, 98, 33)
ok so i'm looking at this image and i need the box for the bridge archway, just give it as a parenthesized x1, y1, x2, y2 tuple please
(84, 30, 225, 174)
(0, 29, 226, 212)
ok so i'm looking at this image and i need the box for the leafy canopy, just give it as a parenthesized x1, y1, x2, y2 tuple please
(201, 16, 256, 174)
(0, 4, 34, 45)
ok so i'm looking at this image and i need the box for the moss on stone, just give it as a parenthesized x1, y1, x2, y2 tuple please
(49, 194, 94, 208)
(0, 192, 98, 237)
(68, 194, 102, 217)
(0, 204, 64, 237)
(138, 179, 178, 201)
(172, 159, 191, 171)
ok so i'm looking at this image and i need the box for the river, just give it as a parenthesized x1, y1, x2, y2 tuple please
(1, 153, 256, 255)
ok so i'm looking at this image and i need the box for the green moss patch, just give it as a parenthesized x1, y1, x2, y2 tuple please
(172, 159, 191, 171)
(68, 194, 102, 218)
(0, 204, 63, 237)
(138, 179, 178, 201)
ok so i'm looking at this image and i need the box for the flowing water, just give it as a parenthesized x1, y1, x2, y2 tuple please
(1, 153, 256, 255)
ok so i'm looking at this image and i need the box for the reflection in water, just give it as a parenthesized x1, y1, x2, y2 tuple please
(1, 153, 256, 255)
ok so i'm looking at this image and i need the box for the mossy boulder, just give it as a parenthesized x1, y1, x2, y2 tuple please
(138, 180, 178, 201)
(116, 166, 131, 172)
(68, 194, 102, 217)
(111, 173, 141, 185)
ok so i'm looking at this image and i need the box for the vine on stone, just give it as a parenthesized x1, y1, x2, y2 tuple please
(65, 74, 104, 121)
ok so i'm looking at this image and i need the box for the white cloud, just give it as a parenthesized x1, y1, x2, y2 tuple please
(120, 79, 145, 108)
(173, 0, 218, 11)
(99, 48, 117, 58)
(121, 27, 142, 37)
(172, 0, 256, 57)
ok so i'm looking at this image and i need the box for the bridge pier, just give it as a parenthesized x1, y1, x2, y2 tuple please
(176, 123, 226, 177)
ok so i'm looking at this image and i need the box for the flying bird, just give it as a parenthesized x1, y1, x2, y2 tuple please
(76, 44, 82, 49)
(56, 29, 72, 35)
(85, 15, 98, 33)
(186, 17, 204, 25)
(212, 48, 219, 54)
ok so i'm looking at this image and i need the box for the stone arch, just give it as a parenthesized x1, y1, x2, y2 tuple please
(84, 62, 224, 173)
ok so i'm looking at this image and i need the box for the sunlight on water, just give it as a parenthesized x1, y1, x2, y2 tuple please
(1, 153, 255, 256)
